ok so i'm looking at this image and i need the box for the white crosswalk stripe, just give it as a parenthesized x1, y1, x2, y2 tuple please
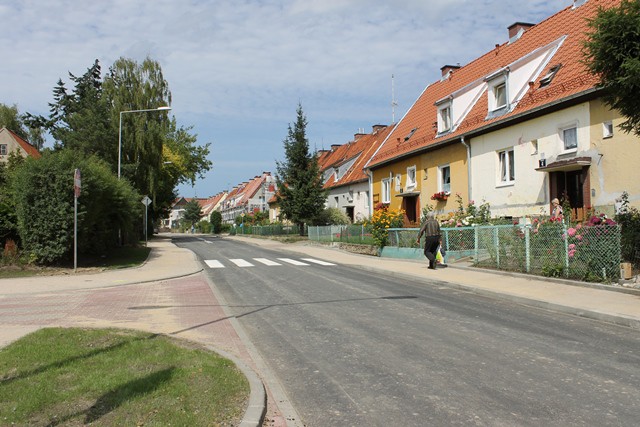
(301, 258, 336, 266)
(204, 260, 224, 268)
(230, 258, 254, 267)
(254, 258, 282, 266)
(277, 258, 309, 266)
(203, 257, 335, 269)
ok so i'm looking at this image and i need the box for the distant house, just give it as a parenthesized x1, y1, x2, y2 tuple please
(364, 0, 639, 222)
(0, 127, 41, 163)
(317, 125, 393, 223)
(166, 197, 210, 229)
(218, 172, 275, 224)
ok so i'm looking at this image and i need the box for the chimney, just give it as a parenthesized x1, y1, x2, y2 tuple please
(508, 22, 534, 40)
(441, 64, 460, 77)
(372, 124, 387, 133)
(354, 132, 366, 141)
(331, 144, 341, 151)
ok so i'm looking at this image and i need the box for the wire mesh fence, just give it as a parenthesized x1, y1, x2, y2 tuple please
(308, 225, 375, 245)
(234, 224, 302, 236)
(389, 223, 622, 283)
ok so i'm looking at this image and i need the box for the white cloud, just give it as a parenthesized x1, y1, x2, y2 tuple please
(0, 0, 574, 196)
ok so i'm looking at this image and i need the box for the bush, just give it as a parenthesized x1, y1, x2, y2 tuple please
(364, 204, 404, 247)
(12, 150, 141, 264)
(313, 207, 350, 225)
(210, 211, 222, 233)
(615, 191, 640, 264)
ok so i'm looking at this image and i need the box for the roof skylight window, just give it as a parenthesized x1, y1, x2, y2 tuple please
(539, 64, 562, 87)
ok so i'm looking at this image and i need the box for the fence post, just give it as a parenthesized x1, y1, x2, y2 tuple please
(474, 227, 479, 262)
(494, 227, 500, 268)
(525, 226, 531, 273)
(563, 222, 569, 278)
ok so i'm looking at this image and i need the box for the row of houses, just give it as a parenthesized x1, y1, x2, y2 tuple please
(172, 0, 639, 228)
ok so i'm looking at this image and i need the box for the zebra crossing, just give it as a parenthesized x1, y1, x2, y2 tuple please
(203, 257, 336, 269)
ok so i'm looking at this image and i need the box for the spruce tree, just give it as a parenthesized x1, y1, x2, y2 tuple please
(275, 104, 326, 235)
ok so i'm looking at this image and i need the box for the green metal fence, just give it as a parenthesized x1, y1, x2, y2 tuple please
(234, 224, 304, 236)
(388, 223, 622, 283)
(308, 225, 375, 245)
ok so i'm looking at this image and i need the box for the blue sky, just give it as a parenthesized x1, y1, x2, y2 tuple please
(1, 0, 574, 198)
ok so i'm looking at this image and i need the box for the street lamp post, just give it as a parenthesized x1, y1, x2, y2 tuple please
(118, 106, 171, 179)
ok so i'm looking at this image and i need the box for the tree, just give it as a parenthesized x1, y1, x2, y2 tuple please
(183, 199, 203, 227)
(0, 103, 45, 150)
(275, 104, 326, 235)
(210, 211, 223, 234)
(584, 0, 640, 136)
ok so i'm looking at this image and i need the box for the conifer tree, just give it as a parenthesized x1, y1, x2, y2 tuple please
(275, 104, 326, 235)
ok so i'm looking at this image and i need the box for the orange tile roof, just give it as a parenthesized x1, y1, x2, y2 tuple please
(0, 127, 41, 158)
(319, 125, 394, 188)
(367, 0, 618, 168)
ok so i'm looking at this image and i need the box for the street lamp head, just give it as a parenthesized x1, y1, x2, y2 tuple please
(157, 106, 171, 111)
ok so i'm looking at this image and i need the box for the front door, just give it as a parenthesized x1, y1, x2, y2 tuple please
(402, 196, 418, 226)
(550, 167, 590, 221)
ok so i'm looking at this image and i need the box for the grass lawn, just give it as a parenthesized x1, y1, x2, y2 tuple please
(0, 328, 249, 426)
(0, 245, 152, 279)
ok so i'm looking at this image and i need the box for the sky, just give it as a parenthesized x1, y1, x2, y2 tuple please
(1, 0, 576, 198)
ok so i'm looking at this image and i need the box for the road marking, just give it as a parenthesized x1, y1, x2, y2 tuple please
(277, 258, 309, 266)
(302, 258, 336, 266)
(204, 260, 224, 268)
(230, 258, 254, 267)
(254, 258, 282, 266)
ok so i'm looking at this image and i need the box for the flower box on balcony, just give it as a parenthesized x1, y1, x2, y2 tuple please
(430, 191, 449, 201)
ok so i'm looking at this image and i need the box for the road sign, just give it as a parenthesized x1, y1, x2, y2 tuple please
(141, 196, 152, 206)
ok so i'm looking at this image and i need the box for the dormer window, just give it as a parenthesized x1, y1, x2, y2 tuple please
(487, 72, 509, 115)
(437, 104, 452, 133)
(494, 83, 507, 110)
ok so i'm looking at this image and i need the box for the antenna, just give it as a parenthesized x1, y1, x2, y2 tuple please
(391, 74, 398, 124)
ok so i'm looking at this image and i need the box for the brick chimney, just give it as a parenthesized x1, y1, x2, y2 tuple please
(441, 64, 460, 77)
(508, 22, 534, 40)
(372, 124, 387, 133)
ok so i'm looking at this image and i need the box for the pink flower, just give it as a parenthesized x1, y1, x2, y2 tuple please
(569, 249, 576, 258)
(568, 227, 577, 237)
(576, 223, 582, 230)
(576, 234, 583, 241)
(569, 244, 576, 250)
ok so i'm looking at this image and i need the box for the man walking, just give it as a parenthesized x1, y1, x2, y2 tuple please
(417, 212, 441, 270)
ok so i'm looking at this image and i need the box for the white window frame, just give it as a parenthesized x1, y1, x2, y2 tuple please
(491, 81, 508, 111)
(406, 166, 417, 190)
(394, 174, 402, 191)
(560, 124, 578, 152)
(0, 144, 6, 155)
(437, 104, 452, 133)
(381, 178, 391, 204)
(603, 121, 614, 139)
(497, 148, 515, 186)
(439, 165, 451, 194)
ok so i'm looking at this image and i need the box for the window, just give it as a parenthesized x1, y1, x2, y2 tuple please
(493, 82, 507, 110)
(394, 174, 401, 191)
(530, 139, 538, 155)
(603, 121, 614, 139)
(562, 126, 578, 151)
(498, 148, 515, 184)
(0, 144, 6, 155)
(404, 127, 418, 141)
(382, 178, 391, 203)
(406, 166, 417, 189)
(438, 105, 452, 133)
(364, 191, 370, 209)
(439, 165, 451, 193)
(540, 64, 562, 88)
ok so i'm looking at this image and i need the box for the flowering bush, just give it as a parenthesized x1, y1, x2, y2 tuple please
(441, 193, 492, 227)
(364, 205, 405, 247)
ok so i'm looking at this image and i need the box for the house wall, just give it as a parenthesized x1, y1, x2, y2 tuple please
(470, 103, 590, 218)
(326, 181, 370, 223)
(418, 143, 468, 217)
(589, 98, 640, 214)
(0, 131, 27, 163)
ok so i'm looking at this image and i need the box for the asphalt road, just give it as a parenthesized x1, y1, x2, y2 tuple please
(176, 236, 640, 427)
